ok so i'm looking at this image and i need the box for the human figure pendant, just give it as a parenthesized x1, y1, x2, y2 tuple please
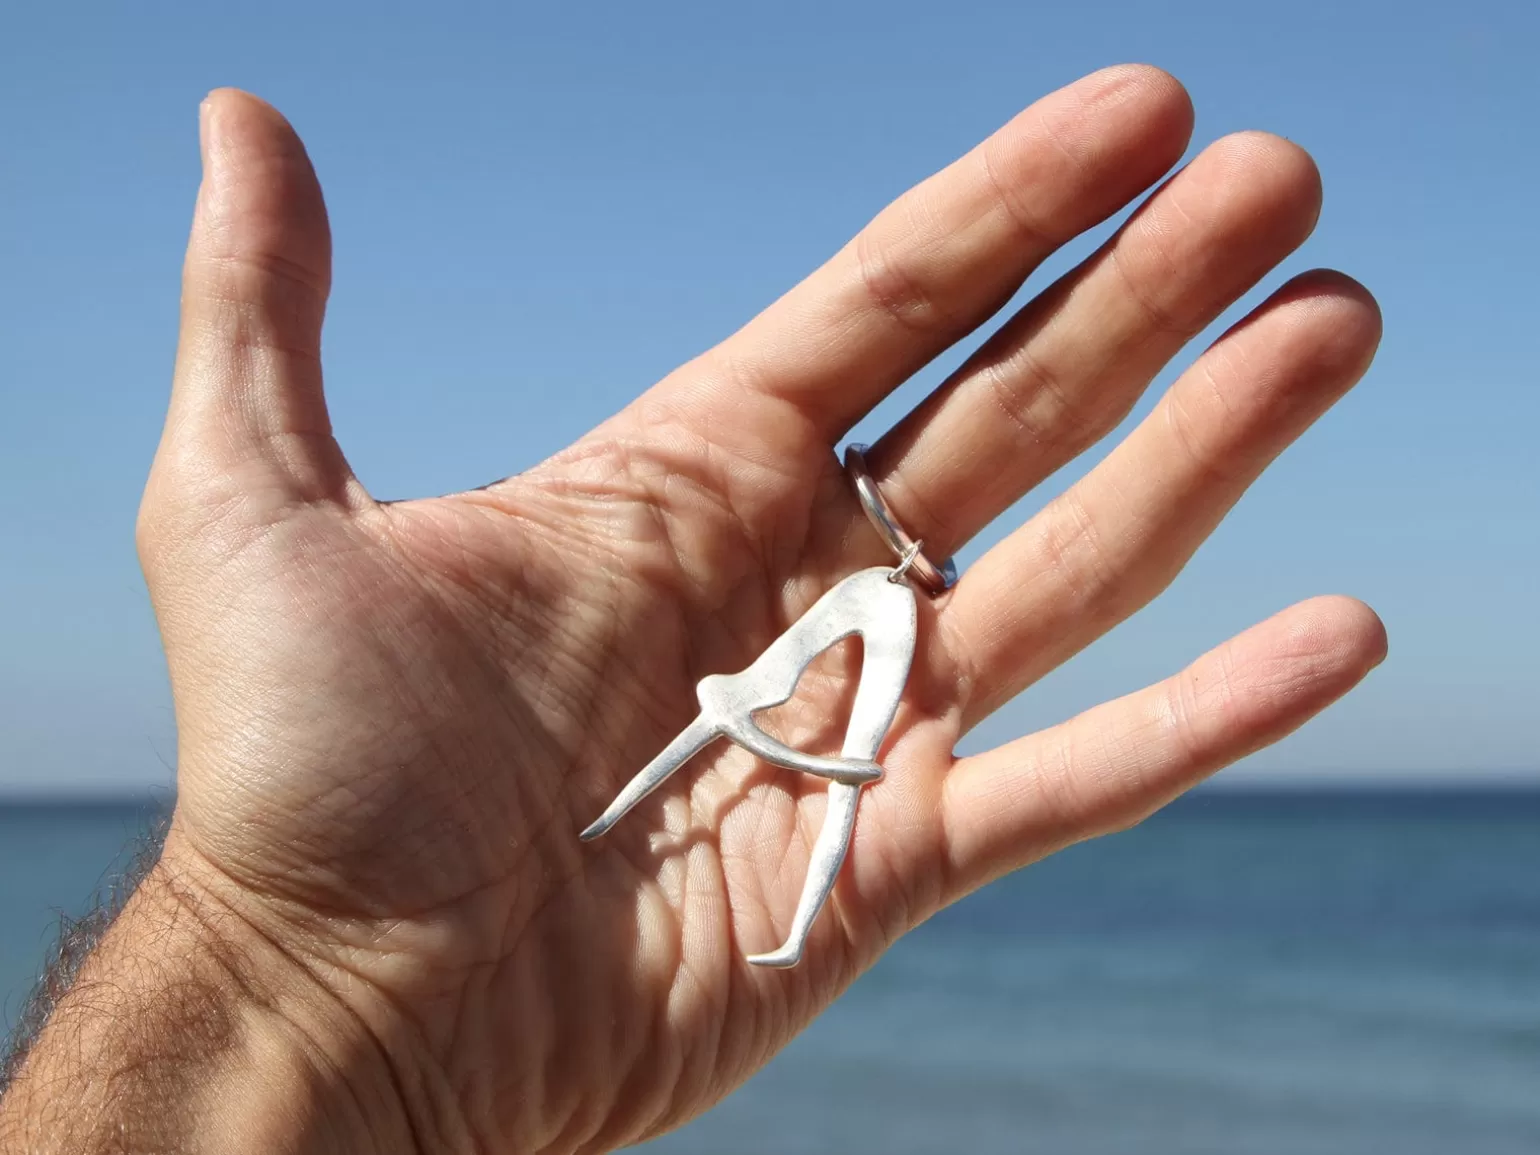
(581, 567, 918, 967)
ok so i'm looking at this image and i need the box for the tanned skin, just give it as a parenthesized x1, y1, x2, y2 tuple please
(0, 68, 1385, 1153)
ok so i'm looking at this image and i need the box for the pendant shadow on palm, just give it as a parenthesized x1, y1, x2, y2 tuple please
(581, 568, 918, 968)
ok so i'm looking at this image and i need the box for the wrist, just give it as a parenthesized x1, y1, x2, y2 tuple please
(0, 829, 430, 1154)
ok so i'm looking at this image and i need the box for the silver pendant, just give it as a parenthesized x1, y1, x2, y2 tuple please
(581, 567, 918, 967)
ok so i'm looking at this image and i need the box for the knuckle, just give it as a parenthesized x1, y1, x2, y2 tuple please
(1106, 244, 1201, 341)
(852, 215, 954, 335)
(978, 140, 1058, 253)
(1161, 665, 1215, 765)
(978, 342, 1106, 459)
(204, 247, 330, 303)
(1030, 729, 1102, 840)
(1160, 364, 1247, 488)
(1032, 490, 1121, 620)
(190, 288, 324, 366)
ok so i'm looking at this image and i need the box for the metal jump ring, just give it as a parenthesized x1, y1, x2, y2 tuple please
(843, 444, 958, 596)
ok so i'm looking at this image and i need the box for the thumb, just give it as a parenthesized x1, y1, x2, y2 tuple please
(151, 89, 361, 533)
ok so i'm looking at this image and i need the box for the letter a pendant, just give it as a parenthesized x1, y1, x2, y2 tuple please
(580, 567, 919, 967)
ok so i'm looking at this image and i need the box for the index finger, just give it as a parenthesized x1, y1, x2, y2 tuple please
(676, 65, 1194, 443)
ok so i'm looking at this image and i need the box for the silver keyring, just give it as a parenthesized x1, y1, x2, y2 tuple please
(843, 443, 958, 596)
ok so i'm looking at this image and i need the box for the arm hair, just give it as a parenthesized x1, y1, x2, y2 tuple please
(0, 804, 171, 1096)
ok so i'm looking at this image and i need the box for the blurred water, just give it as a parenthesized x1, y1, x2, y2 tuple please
(2, 792, 1536, 1153)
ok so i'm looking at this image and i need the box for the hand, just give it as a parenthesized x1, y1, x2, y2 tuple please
(11, 66, 1385, 1152)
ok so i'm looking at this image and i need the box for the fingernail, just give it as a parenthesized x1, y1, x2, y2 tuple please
(198, 96, 212, 171)
(197, 94, 227, 215)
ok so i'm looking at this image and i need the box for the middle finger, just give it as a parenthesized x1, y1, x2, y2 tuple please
(862, 131, 1323, 559)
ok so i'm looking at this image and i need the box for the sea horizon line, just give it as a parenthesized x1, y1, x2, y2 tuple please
(0, 775, 1537, 809)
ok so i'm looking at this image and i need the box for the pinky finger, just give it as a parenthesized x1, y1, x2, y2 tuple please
(938, 596, 1387, 902)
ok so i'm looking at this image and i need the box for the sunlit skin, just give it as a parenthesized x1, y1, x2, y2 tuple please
(2, 66, 1385, 1153)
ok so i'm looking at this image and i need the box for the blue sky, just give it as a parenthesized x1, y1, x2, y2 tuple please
(1, 1, 1534, 792)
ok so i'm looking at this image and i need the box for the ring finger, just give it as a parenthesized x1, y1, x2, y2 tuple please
(949, 268, 1382, 730)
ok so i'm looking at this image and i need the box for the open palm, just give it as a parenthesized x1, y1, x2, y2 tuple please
(138, 68, 1386, 1152)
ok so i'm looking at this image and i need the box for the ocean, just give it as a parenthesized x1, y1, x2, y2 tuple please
(2, 791, 1536, 1153)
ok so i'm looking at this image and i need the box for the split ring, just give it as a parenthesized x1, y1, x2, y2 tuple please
(844, 443, 958, 596)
